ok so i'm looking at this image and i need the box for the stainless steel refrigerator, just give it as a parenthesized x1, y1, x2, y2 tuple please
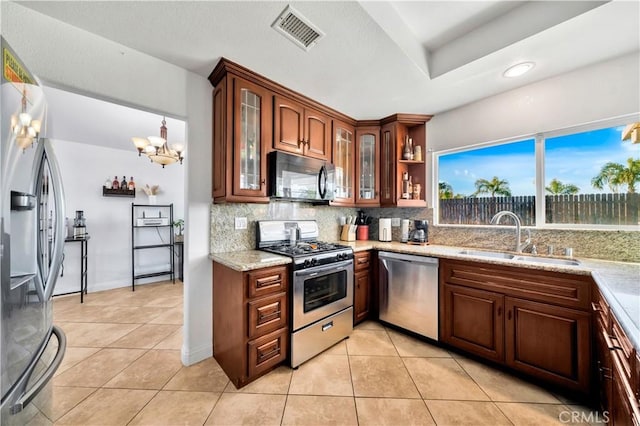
(1, 37, 67, 424)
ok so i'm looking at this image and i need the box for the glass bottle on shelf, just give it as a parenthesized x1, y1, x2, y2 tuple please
(112, 175, 120, 190)
(121, 176, 127, 190)
(128, 176, 135, 191)
(104, 177, 112, 189)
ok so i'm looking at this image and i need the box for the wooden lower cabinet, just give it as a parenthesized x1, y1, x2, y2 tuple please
(593, 286, 640, 425)
(439, 258, 592, 394)
(505, 297, 591, 391)
(213, 262, 289, 388)
(354, 251, 371, 325)
(441, 284, 504, 362)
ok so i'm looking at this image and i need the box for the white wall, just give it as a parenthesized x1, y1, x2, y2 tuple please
(53, 140, 184, 295)
(2, 2, 212, 366)
(426, 52, 640, 201)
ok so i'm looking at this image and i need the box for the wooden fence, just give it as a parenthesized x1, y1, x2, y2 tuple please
(440, 193, 640, 226)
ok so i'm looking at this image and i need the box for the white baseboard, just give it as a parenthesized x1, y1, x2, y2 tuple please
(182, 342, 213, 366)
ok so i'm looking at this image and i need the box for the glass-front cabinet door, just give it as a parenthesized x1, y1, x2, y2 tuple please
(233, 77, 271, 199)
(356, 126, 380, 205)
(332, 120, 355, 205)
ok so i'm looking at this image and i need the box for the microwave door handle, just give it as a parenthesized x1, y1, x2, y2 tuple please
(318, 165, 327, 199)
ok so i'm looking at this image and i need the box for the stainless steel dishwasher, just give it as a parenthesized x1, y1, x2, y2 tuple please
(378, 251, 439, 340)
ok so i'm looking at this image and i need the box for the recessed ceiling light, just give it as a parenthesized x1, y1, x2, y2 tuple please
(503, 62, 535, 78)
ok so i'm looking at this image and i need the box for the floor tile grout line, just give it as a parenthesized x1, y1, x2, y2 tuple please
(451, 354, 494, 402)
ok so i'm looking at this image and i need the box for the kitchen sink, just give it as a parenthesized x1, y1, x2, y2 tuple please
(458, 250, 580, 266)
(512, 256, 581, 266)
(458, 250, 516, 259)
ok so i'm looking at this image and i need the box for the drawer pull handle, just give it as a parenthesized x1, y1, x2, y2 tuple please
(255, 275, 281, 288)
(358, 258, 368, 264)
(258, 347, 280, 361)
(591, 302, 601, 312)
(497, 307, 502, 316)
(322, 321, 334, 332)
(507, 310, 512, 321)
(258, 310, 281, 322)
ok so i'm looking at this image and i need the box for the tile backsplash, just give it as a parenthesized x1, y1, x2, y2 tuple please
(211, 203, 640, 262)
(210, 202, 357, 253)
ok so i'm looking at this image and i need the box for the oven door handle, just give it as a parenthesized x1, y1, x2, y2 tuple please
(294, 260, 352, 277)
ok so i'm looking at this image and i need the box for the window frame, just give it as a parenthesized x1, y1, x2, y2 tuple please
(432, 114, 640, 231)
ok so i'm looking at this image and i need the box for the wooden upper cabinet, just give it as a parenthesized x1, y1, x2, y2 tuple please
(332, 120, 355, 206)
(355, 125, 380, 206)
(232, 78, 272, 199)
(304, 108, 331, 160)
(379, 114, 432, 207)
(273, 95, 304, 155)
(274, 94, 331, 161)
(211, 71, 271, 203)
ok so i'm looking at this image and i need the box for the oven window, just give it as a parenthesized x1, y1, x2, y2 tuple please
(303, 270, 347, 313)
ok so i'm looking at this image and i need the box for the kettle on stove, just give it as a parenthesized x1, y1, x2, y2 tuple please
(408, 220, 428, 243)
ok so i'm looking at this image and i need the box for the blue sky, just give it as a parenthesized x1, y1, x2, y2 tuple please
(438, 125, 639, 196)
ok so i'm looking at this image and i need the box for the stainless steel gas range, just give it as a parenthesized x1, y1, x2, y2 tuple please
(256, 220, 354, 367)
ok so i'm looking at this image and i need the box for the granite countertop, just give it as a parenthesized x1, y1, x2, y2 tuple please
(211, 241, 640, 350)
(210, 250, 291, 271)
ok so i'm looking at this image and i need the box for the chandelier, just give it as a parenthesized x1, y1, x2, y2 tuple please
(132, 117, 184, 168)
(12, 87, 41, 151)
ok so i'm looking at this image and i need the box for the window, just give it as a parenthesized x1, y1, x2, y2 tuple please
(435, 117, 640, 228)
(438, 139, 536, 225)
(545, 126, 639, 225)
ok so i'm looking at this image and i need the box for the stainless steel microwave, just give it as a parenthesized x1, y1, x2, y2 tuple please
(268, 151, 335, 203)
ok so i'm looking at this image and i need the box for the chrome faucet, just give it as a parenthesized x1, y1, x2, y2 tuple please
(490, 211, 531, 253)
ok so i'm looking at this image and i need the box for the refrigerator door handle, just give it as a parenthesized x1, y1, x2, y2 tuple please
(41, 139, 66, 301)
(11, 325, 67, 415)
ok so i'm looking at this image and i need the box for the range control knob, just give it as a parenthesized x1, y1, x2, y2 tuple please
(303, 259, 312, 268)
(311, 258, 319, 266)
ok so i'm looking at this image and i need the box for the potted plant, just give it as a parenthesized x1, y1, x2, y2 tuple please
(173, 219, 184, 242)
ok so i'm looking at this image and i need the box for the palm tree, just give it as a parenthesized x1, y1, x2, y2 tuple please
(545, 178, 580, 195)
(473, 176, 511, 197)
(439, 181, 454, 199)
(591, 157, 640, 193)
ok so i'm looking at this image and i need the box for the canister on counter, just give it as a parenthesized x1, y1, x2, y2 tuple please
(401, 219, 410, 242)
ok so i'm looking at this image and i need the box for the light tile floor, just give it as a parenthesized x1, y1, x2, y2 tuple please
(35, 280, 602, 425)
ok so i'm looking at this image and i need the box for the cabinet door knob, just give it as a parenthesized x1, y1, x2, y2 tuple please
(261, 179, 266, 186)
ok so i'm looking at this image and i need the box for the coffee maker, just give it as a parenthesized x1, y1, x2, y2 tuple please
(408, 220, 428, 244)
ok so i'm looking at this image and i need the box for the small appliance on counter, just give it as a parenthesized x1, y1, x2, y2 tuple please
(379, 218, 392, 242)
(73, 210, 87, 238)
(408, 220, 428, 245)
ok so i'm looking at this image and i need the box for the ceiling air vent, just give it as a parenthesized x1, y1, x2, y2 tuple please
(271, 5, 325, 52)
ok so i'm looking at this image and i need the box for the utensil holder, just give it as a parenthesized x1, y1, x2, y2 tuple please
(341, 224, 356, 241)
(356, 225, 369, 240)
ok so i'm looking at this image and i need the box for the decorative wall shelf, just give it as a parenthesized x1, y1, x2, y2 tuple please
(103, 188, 135, 198)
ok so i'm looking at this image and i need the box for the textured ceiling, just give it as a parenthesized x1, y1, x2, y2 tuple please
(12, 0, 640, 150)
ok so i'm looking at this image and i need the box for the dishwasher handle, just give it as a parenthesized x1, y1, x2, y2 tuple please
(378, 251, 439, 266)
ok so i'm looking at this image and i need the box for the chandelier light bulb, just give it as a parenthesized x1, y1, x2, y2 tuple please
(19, 112, 32, 127)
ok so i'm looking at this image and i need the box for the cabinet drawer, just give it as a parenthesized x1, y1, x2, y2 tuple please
(247, 327, 288, 378)
(441, 259, 591, 310)
(612, 316, 634, 383)
(248, 292, 287, 339)
(354, 251, 371, 272)
(247, 266, 288, 298)
(592, 287, 610, 333)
